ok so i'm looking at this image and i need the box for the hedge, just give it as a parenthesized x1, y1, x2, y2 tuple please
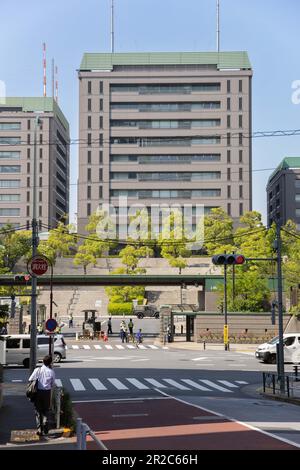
(108, 302, 133, 315)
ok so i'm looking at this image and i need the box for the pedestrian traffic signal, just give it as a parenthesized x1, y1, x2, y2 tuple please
(212, 254, 246, 266)
(14, 274, 31, 282)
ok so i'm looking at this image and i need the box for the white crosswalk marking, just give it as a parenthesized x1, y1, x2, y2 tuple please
(126, 378, 149, 390)
(126, 345, 136, 349)
(94, 345, 102, 350)
(70, 379, 85, 391)
(199, 380, 233, 393)
(218, 380, 239, 388)
(88, 378, 107, 390)
(83, 345, 90, 350)
(55, 379, 62, 387)
(181, 379, 212, 391)
(163, 379, 191, 390)
(144, 378, 167, 388)
(235, 381, 249, 385)
(115, 345, 125, 350)
(107, 378, 129, 390)
(137, 344, 147, 349)
(105, 345, 113, 350)
(148, 345, 158, 349)
(72, 345, 79, 349)
(162, 346, 169, 350)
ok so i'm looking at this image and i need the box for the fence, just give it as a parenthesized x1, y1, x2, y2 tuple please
(262, 370, 300, 398)
(76, 418, 107, 450)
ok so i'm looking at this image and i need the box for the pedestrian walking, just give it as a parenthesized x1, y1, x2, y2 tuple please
(68, 314, 73, 328)
(135, 328, 143, 348)
(128, 318, 134, 341)
(120, 320, 128, 343)
(28, 355, 56, 437)
(107, 317, 113, 335)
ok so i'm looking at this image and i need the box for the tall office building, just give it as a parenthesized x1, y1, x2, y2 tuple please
(267, 157, 300, 229)
(78, 52, 252, 236)
(0, 97, 69, 230)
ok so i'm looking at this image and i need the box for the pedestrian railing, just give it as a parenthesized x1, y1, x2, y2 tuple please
(76, 417, 107, 450)
(262, 371, 300, 398)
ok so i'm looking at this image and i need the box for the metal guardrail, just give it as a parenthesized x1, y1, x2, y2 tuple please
(76, 418, 107, 450)
(262, 370, 300, 398)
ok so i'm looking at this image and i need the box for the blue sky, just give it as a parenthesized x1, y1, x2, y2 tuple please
(1, 0, 299, 225)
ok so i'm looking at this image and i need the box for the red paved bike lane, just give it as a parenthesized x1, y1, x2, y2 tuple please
(73, 397, 298, 450)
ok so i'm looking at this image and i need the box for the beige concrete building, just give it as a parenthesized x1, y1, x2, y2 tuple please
(0, 97, 69, 230)
(78, 52, 252, 237)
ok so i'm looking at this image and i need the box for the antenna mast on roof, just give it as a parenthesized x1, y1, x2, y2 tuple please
(43, 43, 47, 97)
(55, 65, 58, 103)
(111, 0, 115, 53)
(52, 58, 55, 98)
(216, 0, 220, 52)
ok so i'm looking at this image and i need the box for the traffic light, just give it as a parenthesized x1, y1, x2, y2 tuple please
(212, 254, 246, 265)
(14, 274, 31, 282)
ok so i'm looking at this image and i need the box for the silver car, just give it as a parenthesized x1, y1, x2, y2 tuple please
(37, 334, 67, 363)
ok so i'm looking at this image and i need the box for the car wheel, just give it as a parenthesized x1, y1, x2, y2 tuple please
(155, 313, 159, 319)
(137, 313, 144, 319)
(53, 352, 62, 363)
(23, 358, 30, 368)
(269, 354, 276, 364)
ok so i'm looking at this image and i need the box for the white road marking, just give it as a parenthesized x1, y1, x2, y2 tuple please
(131, 359, 149, 362)
(137, 344, 147, 349)
(83, 345, 90, 350)
(148, 345, 158, 349)
(107, 378, 129, 390)
(235, 381, 249, 385)
(94, 345, 102, 350)
(218, 380, 239, 388)
(112, 413, 149, 418)
(70, 379, 85, 391)
(115, 345, 125, 350)
(144, 378, 167, 388)
(88, 378, 107, 390)
(199, 380, 233, 393)
(126, 345, 136, 349)
(105, 345, 113, 350)
(163, 379, 191, 390)
(192, 357, 209, 362)
(162, 347, 169, 350)
(55, 379, 63, 387)
(181, 379, 212, 391)
(11, 379, 23, 383)
(72, 345, 79, 349)
(126, 378, 149, 390)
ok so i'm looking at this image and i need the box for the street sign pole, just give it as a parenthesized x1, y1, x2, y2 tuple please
(224, 263, 229, 351)
(276, 221, 285, 393)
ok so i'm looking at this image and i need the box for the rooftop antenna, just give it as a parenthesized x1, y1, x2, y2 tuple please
(51, 58, 55, 98)
(55, 65, 58, 103)
(111, 0, 115, 53)
(216, 0, 220, 52)
(43, 42, 47, 97)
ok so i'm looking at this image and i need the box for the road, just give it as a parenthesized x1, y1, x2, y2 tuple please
(4, 339, 300, 450)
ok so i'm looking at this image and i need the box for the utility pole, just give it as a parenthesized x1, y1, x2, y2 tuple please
(224, 262, 228, 351)
(29, 116, 41, 374)
(275, 220, 285, 393)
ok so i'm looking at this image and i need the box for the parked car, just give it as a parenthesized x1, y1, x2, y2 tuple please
(37, 334, 66, 363)
(255, 333, 300, 364)
(133, 305, 160, 319)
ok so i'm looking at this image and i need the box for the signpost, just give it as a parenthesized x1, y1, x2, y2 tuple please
(45, 318, 57, 332)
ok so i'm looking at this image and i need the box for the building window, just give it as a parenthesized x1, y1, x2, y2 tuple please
(40, 148, 43, 159)
(87, 168, 91, 182)
(27, 162, 30, 173)
(227, 168, 231, 181)
(39, 177, 42, 187)
(27, 191, 30, 202)
(26, 206, 30, 217)
(239, 203, 243, 216)
(99, 81, 103, 94)
(87, 203, 91, 216)
(88, 81, 92, 94)
(227, 186, 231, 198)
(87, 186, 91, 199)
(39, 220, 42, 230)
(227, 115, 231, 129)
(227, 98, 231, 111)
(87, 133, 92, 146)
(27, 134, 30, 145)
(39, 162, 43, 173)
(99, 150, 103, 164)
(239, 133, 243, 146)
(239, 150, 243, 163)
(27, 120, 31, 130)
(99, 186, 103, 199)
(0, 180, 20, 189)
(99, 116, 103, 129)
(27, 221, 30, 230)
(99, 134, 103, 146)
(239, 115, 243, 128)
(27, 177, 30, 187)
(27, 148, 31, 159)
(88, 116, 92, 129)
(239, 168, 243, 181)
(39, 206, 42, 217)
(239, 185, 243, 199)
(227, 133, 231, 147)
(99, 168, 103, 181)
(239, 80, 243, 93)
(88, 98, 92, 112)
(87, 151, 91, 164)
(295, 195, 300, 202)
(239, 97, 243, 111)
(100, 99, 103, 111)
(227, 203, 231, 216)
(227, 150, 231, 164)
(227, 80, 231, 93)
(39, 191, 42, 202)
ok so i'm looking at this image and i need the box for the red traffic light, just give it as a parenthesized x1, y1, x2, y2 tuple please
(14, 274, 31, 282)
(212, 254, 246, 266)
(235, 255, 246, 265)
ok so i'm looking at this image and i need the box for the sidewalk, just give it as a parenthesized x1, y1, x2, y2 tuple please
(0, 383, 76, 450)
(154, 338, 259, 353)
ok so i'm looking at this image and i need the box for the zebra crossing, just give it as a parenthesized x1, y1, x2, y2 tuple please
(66, 343, 168, 351)
(54, 376, 248, 394)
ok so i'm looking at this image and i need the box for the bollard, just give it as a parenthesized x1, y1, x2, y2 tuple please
(203, 341, 206, 350)
(76, 418, 83, 450)
(82, 424, 88, 450)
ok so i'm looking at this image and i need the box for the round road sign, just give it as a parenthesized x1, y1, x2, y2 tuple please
(45, 318, 57, 332)
(28, 256, 49, 276)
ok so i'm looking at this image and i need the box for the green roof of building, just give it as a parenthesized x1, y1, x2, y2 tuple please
(268, 157, 300, 184)
(80, 51, 251, 71)
(0, 97, 69, 131)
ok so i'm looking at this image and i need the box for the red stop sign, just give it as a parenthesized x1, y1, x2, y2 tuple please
(30, 256, 49, 276)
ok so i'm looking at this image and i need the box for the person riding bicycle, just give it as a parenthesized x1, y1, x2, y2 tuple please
(135, 328, 143, 344)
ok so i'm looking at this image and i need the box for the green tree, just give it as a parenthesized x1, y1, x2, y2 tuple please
(46, 221, 77, 258)
(204, 208, 234, 255)
(0, 225, 31, 271)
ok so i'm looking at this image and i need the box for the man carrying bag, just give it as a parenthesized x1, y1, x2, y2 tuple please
(28, 355, 56, 436)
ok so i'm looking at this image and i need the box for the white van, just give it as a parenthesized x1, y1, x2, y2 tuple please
(255, 333, 300, 364)
(0, 334, 66, 368)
